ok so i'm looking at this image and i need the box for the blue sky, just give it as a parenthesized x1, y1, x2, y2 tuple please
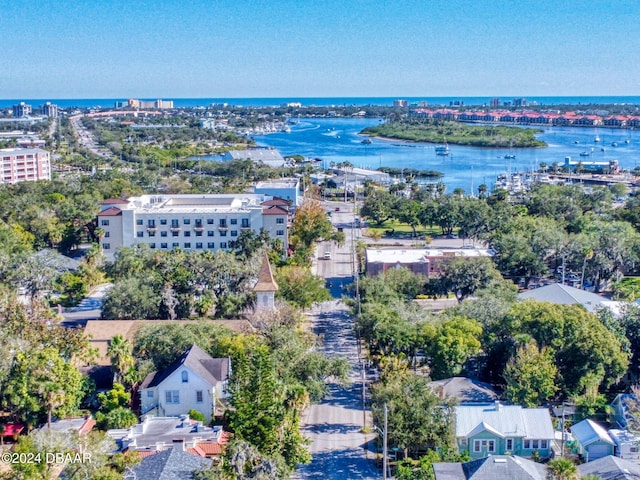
(2, 0, 640, 99)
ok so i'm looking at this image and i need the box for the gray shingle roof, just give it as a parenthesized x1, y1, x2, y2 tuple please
(131, 447, 211, 480)
(140, 344, 230, 389)
(434, 456, 547, 480)
(518, 283, 609, 312)
(428, 377, 499, 404)
(578, 455, 640, 479)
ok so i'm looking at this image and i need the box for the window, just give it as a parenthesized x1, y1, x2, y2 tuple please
(220, 230, 227, 237)
(183, 218, 190, 225)
(148, 231, 155, 237)
(136, 219, 143, 225)
(161, 231, 168, 237)
(172, 231, 179, 237)
(532, 440, 539, 449)
(506, 438, 513, 451)
(171, 219, 179, 228)
(196, 391, 203, 403)
(219, 219, 227, 227)
(161, 243, 168, 249)
(473, 440, 481, 452)
(241, 218, 250, 228)
(487, 440, 495, 452)
(276, 217, 285, 224)
(540, 440, 548, 449)
(104, 231, 110, 238)
(148, 220, 156, 227)
(195, 230, 202, 237)
(147, 391, 154, 398)
(101, 219, 109, 226)
(524, 440, 531, 449)
(172, 242, 180, 248)
(137, 231, 144, 238)
(160, 219, 167, 225)
(207, 219, 214, 225)
(184, 231, 191, 237)
(631, 447, 638, 453)
(207, 242, 215, 248)
(103, 243, 110, 250)
(150, 243, 156, 249)
(276, 230, 285, 236)
(184, 242, 191, 249)
(231, 230, 238, 237)
(181, 371, 188, 383)
(165, 390, 180, 404)
(195, 219, 203, 227)
(230, 218, 237, 225)
(207, 231, 214, 237)
(196, 243, 203, 249)
(220, 242, 227, 249)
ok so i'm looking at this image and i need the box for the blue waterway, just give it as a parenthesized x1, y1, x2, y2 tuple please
(2, 96, 640, 109)
(251, 118, 640, 194)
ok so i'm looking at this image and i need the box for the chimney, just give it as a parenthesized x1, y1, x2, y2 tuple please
(172, 438, 186, 451)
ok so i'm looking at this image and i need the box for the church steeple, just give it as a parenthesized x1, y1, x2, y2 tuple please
(254, 254, 278, 310)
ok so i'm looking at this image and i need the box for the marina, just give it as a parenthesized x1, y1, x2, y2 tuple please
(252, 117, 640, 194)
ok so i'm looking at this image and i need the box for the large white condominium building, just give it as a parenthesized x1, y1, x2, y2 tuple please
(97, 194, 290, 260)
(0, 148, 51, 184)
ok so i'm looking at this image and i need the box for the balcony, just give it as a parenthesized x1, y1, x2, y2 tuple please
(146, 226, 157, 231)
(193, 225, 204, 232)
(240, 224, 251, 230)
(218, 225, 228, 230)
(170, 226, 181, 232)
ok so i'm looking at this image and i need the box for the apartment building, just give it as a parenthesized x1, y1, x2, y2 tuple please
(12, 102, 32, 117)
(0, 148, 51, 184)
(97, 194, 289, 260)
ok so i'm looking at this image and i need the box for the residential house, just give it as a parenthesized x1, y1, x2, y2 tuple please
(608, 428, 640, 462)
(611, 393, 639, 429)
(578, 455, 640, 480)
(455, 402, 555, 459)
(570, 418, 615, 462)
(433, 455, 547, 480)
(428, 377, 499, 405)
(518, 282, 623, 315)
(130, 447, 212, 480)
(34, 416, 96, 436)
(140, 345, 231, 423)
(107, 414, 228, 454)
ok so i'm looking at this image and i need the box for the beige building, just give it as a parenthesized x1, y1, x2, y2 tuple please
(0, 147, 51, 184)
(97, 194, 289, 260)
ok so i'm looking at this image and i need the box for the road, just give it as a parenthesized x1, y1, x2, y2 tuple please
(60, 283, 111, 327)
(296, 201, 378, 480)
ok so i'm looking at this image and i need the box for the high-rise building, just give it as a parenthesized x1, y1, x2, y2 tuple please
(0, 148, 51, 184)
(12, 102, 32, 117)
(41, 102, 58, 117)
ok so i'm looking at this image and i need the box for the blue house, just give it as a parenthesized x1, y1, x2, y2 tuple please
(455, 402, 555, 459)
(570, 419, 615, 462)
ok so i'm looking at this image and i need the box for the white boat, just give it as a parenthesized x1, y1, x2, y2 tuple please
(611, 142, 618, 147)
(594, 135, 601, 142)
(580, 151, 590, 157)
(435, 145, 450, 156)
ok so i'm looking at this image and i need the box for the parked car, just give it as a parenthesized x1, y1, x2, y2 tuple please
(323, 252, 332, 260)
(335, 207, 340, 212)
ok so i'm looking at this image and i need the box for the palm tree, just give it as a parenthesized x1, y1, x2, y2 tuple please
(108, 335, 135, 385)
(546, 457, 578, 480)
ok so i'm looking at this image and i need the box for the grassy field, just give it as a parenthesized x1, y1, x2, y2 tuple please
(363, 220, 443, 239)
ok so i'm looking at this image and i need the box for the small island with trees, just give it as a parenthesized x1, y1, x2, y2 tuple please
(361, 119, 547, 148)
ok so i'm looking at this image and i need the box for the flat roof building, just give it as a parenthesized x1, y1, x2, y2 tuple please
(97, 193, 289, 261)
(0, 147, 51, 184)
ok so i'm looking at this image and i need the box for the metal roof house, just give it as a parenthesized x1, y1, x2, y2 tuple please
(578, 455, 640, 480)
(455, 402, 555, 459)
(570, 418, 615, 462)
(518, 283, 620, 315)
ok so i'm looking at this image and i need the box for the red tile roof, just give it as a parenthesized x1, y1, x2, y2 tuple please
(187, 445, 207, 457)
(98, 207, 122, 216)
(100, 198, 129, 205)
(262, 206, 288, 215)
(196, 442, 223, 455)
(261, 198, 289, 206)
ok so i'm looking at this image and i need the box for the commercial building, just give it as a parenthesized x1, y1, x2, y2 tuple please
(365, 247, 493, 277)
(0, 147, 51, 184)
(41, 102, 59, 117)
(97, 193, 289, 260)
(222, 148, 285, 168)
(254, 179, 302, 208)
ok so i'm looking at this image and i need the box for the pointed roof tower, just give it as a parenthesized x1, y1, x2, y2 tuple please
(254, 254, 279, 292)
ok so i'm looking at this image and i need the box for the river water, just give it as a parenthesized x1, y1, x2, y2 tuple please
(252, 118, 640, 194)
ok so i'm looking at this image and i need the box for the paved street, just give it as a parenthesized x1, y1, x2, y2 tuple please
(296, 202, 378, 480)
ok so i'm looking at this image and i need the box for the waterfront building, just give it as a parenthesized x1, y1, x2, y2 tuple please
(0, 147, 51, 184)
(393, 99, 408, 108)
(41, 102, 58, 117)
(97, 193, 289, 261)
(221, 148, 285, 167)
(12, 102, 32, 117)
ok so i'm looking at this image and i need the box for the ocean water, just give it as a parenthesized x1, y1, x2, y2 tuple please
(251, 118, 640, 194)
(2, 96, 640, 109)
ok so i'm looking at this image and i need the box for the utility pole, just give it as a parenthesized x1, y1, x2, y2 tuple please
(383, 403, 388, 480)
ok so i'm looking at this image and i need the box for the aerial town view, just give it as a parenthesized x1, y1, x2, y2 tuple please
(4, 2, 640, 480)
